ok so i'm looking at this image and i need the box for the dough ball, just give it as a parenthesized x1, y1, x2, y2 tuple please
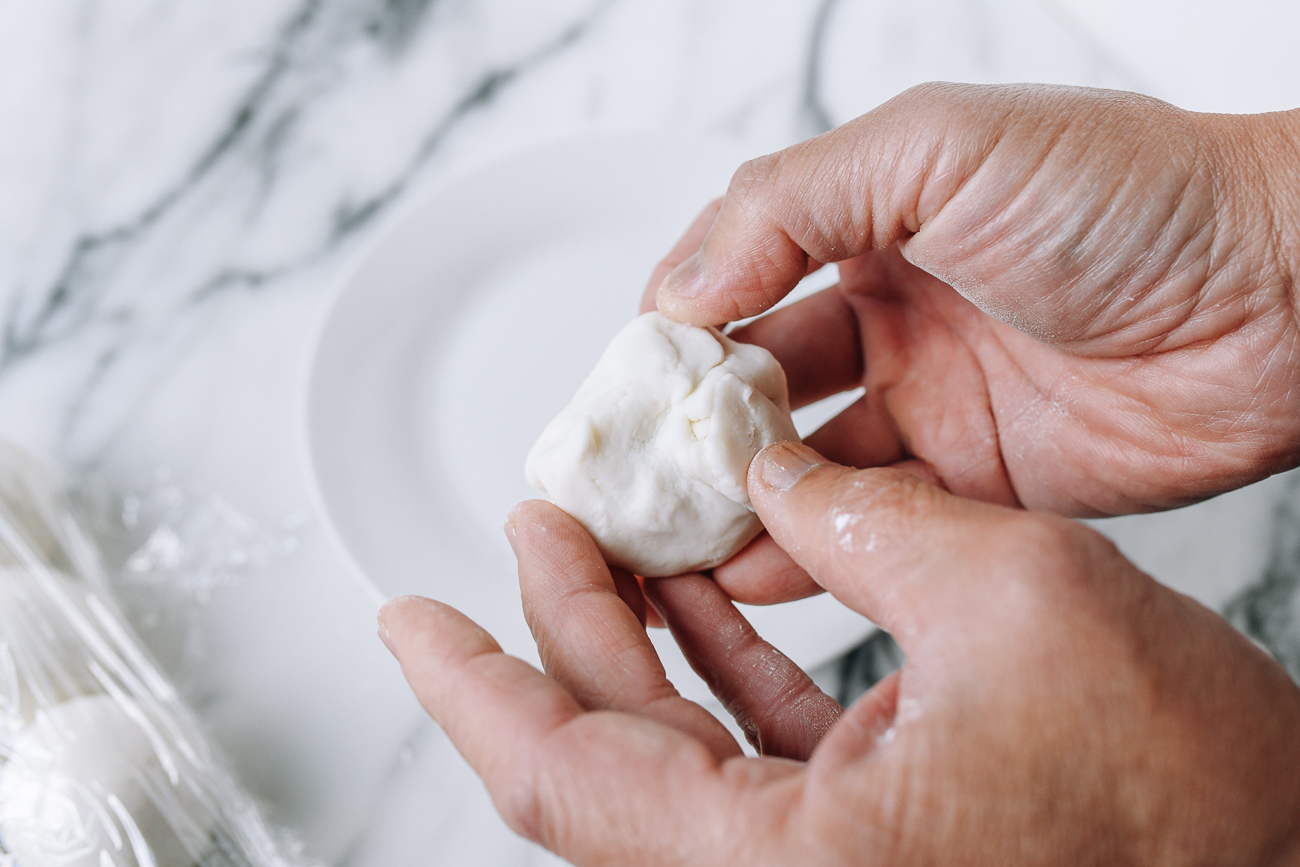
(0, 695, 212, 867)
(526, 312, 798, 576)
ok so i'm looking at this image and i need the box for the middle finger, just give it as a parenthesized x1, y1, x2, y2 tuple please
(510, 500, 741, 760)
(729, 283, 865, 410)
(646, 573, 843, 761)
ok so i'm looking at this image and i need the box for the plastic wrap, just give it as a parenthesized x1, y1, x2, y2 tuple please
(0, 441, 311, 867)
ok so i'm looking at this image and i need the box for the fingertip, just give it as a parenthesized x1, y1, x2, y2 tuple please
(654, 225, 814, 326)
(377, 594, 448, 661)
(656, 253, 728, 326)
(655, 271, 783, 328)
(654, 294, 727, 328)
(508, 501, 610, 581)
(748, 441, 830, 496)
(746, 448, 1000, 640)
(378, 593, 433, 629)
(746, 443, 846, 575)
(504, 500, 540, 553)
(507, 499, 552, 525)
(655, 248, 779, 327)
(507, 500, 582, 557)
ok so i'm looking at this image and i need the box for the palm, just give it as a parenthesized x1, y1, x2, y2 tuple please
(803, 245, 1300, 516)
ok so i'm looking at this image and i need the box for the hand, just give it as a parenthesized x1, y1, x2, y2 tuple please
(379, 442, 1300, 866)
(644, 84, 1300, 521)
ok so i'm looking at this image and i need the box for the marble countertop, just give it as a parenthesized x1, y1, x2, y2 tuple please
(3, 1, 1299, 864)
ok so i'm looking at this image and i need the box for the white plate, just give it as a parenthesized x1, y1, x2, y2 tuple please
(304, 135, 874, 702)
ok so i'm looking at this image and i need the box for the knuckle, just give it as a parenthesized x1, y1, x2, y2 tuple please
(726, 152, 782, 207)
(755, 677, 823, 731)
(729, 148, 819, 241)
(885, 80, 975, 116)
(725, 150, 810, 241)
(899, 80, 959, 104)
(712, 151, 811, 318)
(491, 761, 547, 843)
(830, 469, 939, 536)
(990, 513, 1117, 596)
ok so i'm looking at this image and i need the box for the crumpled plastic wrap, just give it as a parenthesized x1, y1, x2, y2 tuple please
(0, 441, 312, 867)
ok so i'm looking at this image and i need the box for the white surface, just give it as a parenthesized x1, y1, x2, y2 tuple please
(1049, 0, 1300, 113)
(1, 2, 1297, 866)
(306, 136, 873, 702)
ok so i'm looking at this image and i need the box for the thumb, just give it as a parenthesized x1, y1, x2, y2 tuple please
(655, 82, 1208, 342)
(746, 441, 1040, 645)
(655, 82, 987, 326)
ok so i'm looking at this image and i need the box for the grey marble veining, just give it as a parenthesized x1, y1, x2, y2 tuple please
(3, 1, 619, 467)
(1227, 473, 1300, 681)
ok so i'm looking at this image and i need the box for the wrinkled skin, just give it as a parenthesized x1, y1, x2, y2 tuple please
(648, 84, 1300, 518)
(381, 84, 1300, 865)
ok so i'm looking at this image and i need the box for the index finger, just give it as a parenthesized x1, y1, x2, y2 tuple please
(653, 86, 971, 326)
(378, 595, 802, 865)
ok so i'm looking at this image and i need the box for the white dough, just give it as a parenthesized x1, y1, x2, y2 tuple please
(0, 695, 210, 867)
(526, 312, 798, 577)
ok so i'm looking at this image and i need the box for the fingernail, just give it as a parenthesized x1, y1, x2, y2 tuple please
(753, 441, 824, 492)
(503, 515, 519, 555)
(658, 252, 706, 299)
(377, 622, 395, 657)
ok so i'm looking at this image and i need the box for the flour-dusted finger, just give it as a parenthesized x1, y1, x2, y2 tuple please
(510, 501, 741, 761)
(728, 285, 863, 410)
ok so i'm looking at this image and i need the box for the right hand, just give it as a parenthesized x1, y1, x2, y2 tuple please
(380, 442, 1300, 866)
(643, 84, 1300, 524)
